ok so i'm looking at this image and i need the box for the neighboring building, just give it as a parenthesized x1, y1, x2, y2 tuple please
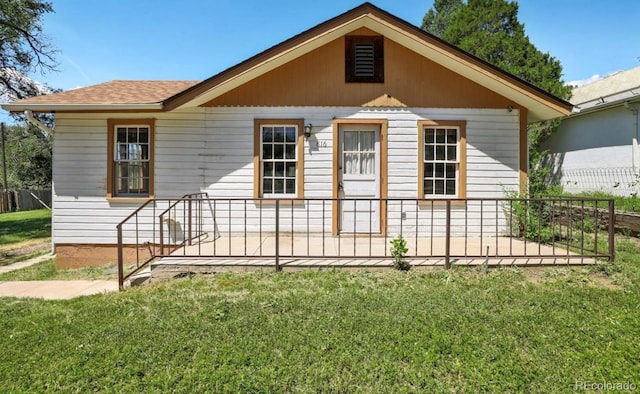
(542, 66, 640, 196)
(1, 3, 571, 268)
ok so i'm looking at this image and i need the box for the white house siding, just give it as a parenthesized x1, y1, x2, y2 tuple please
(52, 107, 520, 246)
(543, 106, 639, 196)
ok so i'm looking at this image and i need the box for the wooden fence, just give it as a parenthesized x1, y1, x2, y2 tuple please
(0, 189, 51, 213)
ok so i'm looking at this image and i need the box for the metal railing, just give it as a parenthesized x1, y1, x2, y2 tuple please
(116, 192, 208, 288)
(558, 167, 640, 197)
(116, 196, 615, 289)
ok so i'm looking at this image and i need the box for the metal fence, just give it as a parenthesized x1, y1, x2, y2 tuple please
(558, 167, 640, 197)
(117, 195, 615, 289)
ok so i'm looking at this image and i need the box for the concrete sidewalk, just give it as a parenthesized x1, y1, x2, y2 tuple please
(0, 280, 118, 299)
(0, 254, 118, 300)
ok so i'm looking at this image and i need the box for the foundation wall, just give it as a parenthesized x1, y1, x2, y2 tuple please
(55, 244, 151, 269)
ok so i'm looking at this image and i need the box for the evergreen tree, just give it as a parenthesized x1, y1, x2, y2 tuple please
(425, 0, 571, 100)
(422, 0, 571, 195)
(421, 0, 463, 38)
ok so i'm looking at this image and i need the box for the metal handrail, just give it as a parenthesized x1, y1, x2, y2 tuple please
(116, 195, 616, 290)
(116, 192, 209, 289)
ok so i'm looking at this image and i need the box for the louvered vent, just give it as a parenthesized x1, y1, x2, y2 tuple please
(346, 35, 383, 83)
(354, 43, 375, 77)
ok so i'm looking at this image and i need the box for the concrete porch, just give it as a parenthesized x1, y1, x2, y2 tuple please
(150, 234, 600, 280)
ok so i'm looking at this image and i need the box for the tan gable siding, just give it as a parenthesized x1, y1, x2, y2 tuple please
(203, 33, 513, 109)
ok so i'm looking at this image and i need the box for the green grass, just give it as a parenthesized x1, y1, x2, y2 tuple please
(0, 209, 51, 245)
(557, 191, 640, 213)
(0, 259, 117, 281)
(1, 241, 639, 392)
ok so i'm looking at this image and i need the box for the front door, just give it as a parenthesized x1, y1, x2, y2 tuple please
(339, 125, 380, 233)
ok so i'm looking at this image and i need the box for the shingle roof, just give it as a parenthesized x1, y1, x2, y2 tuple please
(11, 80, 199, 105)
(571, 66, 640, 106)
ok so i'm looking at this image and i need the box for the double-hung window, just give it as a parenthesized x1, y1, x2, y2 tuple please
(418, 120, 466, 199)
(253, 119, 304, 198)
(107, 119, 154, 199)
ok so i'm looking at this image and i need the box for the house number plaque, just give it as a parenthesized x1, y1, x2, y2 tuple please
(310, 140, 328, 148)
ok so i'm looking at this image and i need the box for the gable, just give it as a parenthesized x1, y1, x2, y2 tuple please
(1, 3, 571, 122)
(204, 29, 510, 108)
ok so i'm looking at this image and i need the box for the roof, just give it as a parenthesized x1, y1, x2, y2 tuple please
(571, 66, 640, 114)
(1, 2, 571, 121)
(3, 80, 198, 112)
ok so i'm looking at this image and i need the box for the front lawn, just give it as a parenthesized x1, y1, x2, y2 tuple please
(0, 209, 51, 266)
(0, 208, 51, 246)
(1, 239, 639, 392)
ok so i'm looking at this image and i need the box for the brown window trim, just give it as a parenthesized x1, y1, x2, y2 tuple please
(345, 35, 384, 83)
(253, 119, 305, 199)
(107, 118, 155, 200)
(417, 120, 466, 200)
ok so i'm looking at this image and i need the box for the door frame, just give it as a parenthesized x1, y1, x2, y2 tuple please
(332, 118, 388, 236)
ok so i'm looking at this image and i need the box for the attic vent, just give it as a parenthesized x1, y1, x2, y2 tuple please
(346, 35, 384, 83)
(354, 43, 375, 77)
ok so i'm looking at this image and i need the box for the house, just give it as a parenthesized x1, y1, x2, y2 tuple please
(1, 3, 572, 268)
(542, 66, 640, 196)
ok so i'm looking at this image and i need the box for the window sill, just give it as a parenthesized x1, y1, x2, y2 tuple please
(417, 199, 467, 208)
(255, 198, 305, 206)
(107, 196, 153, 204)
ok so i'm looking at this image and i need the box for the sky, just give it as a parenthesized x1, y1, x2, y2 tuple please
(2, 0, 640, 123)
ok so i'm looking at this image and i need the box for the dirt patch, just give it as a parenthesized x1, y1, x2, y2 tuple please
(520, 267, 548, 285)
(0, 239, 51, 265)
(521, 265, 621, 290)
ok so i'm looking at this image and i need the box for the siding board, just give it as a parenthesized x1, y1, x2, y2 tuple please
(52, 107, 519, 244)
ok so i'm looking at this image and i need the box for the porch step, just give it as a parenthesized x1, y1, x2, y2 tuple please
(150, 255, 598, 281)
(125, 266, 152, 287)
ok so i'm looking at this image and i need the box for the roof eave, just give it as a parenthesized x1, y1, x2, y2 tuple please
(0, 103, 164, 113)
(569, 95, 640, 118)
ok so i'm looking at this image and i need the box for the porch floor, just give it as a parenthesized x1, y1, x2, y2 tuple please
(150, 234, 600, 279)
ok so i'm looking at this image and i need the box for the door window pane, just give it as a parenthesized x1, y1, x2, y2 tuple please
(343, 130, 376, 175)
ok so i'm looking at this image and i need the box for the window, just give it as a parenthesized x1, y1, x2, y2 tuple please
(107, 119, 154, 199)
(345, 35, 384, 83)
(418, 120, 466, 199)
(343, 130, 375, 175)
(253, 119, 304, 198)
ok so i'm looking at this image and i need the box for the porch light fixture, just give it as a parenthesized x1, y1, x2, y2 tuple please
(304, 123, 313, 139)
(507, 105, 514, 112)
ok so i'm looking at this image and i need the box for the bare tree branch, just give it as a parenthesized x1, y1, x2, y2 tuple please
(0, 0, 57, 101)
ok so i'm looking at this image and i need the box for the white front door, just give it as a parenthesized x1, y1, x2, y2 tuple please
(339, 125, 380, 233)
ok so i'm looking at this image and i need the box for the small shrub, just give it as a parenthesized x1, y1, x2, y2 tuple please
(390, 235, 410, 271)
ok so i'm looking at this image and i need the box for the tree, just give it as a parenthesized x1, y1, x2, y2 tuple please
(440, 0, 570, 99)
(0, 1, 56, 191)
(0, 0, 56, 101)
(422, 0, 571, 195)
(2, 123, 51, 189)
(421, 0, 463, 38)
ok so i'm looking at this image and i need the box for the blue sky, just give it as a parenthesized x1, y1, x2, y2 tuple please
(2, 0, 640, 123)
